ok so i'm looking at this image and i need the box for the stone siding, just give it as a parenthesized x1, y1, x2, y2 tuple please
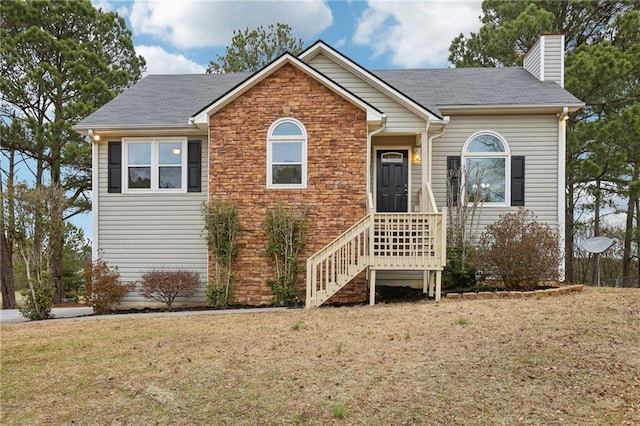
(209, 63, 369, 305)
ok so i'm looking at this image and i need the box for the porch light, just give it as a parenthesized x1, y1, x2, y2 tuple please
(413, 146, 421, 163)
(88, 129, 100, 141)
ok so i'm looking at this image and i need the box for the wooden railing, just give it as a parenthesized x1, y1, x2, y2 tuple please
(305, 215, 371, 308)
(306, 191, 447, 308)
(370, 213, 445, 269)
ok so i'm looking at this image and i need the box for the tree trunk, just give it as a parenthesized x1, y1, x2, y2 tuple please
(51, 228, 64, 303)
(1, 233, 17, 309)
(591, 180, 602, 286)
(50, 99, 65, 304)
(636, 198, 640, 288)
(622, 167, 639, 287)
(565, 178, 575, 284)
(1, 150, 17, 309)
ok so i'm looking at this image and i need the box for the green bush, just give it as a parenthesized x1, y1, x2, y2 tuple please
(19, 283, 54, 321)
(206, 283, 233, 309)
(202, 200, 241, 308)
(140, 269, 200, 310)
(264, 203, 309, 306)
(83, 257, 134, 314)
(477, 208, 560, 290)
(442, 242, 477, 291)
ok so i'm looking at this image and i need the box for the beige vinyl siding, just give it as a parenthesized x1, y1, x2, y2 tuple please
(543, 35, 563, 86)
(97, 136, 209, 304)
(307, 54, 427, 132)
(523, 39, 542, 81)
(432, 114, 560, 235)
(411, 162, 421, 212)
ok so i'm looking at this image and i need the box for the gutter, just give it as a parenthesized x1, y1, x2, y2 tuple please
(439, 103, 584, 114)
(72, 124, 201, 136)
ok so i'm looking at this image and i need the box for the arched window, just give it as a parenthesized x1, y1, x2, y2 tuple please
(267, 118, 307, 188)
(462, 132, 510, 204)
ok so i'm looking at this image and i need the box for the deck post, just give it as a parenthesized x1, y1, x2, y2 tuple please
(435, 270, 442, 301)
(305, 259, 312, 308)
(369, 269, 376, 305)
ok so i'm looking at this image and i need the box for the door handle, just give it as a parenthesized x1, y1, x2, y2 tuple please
(404, 184, 408, 197)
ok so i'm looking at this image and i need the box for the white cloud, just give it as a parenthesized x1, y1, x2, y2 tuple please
(91, 0, 129, 19)
(128, 0, 333, 49)
(353, 0, 482, 68)
(136, 45, 207, 75)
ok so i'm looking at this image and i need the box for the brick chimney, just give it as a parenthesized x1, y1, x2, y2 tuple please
(523, 34, 565, 87)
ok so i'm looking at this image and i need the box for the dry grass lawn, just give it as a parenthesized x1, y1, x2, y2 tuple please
(1, 287, 639, 425)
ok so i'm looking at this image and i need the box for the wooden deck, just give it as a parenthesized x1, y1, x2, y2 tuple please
(306, 193, 446, 308)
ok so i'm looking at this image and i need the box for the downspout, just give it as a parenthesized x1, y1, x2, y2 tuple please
(558, 107, 569, 281)
(424, 117, 449, 211)
(428, 129, 446, 186)
(420, 121, 430, 212)
(365, 114, 387, 297)
(206, 116, 211, 286)
(91, 135, 99, 260)
(366, 114, 387, 210)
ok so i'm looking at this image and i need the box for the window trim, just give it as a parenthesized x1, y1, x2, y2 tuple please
(266, 118, 307, 189)
(122, 137, 188, 193)
(461, 131, 510, 206)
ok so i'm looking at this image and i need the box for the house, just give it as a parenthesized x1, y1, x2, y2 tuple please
(74, 34, 583, 308)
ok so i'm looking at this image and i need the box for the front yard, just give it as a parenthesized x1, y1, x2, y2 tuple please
(1, 287, 639, 425)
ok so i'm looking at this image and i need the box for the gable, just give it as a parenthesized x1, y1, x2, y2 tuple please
(305, 53, 430, 133)
(191, 53, 383, 127)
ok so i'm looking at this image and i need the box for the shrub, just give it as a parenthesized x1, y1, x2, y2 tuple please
(83, 258, 134, 314)
(202, 200, 241, 308)
(264, 203, 309, 306)
(477, 208, 560, 291)
(140, 269, 200, 310)
(442, 241, 478, 291)
(19, 282, 54, 321)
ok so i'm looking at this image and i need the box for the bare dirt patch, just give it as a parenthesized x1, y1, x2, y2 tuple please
(1, 287, 639, 425)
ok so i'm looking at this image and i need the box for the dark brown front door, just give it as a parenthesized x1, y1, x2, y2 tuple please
(376, 150, 408, 212)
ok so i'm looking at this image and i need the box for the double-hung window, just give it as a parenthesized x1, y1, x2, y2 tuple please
(267, 118, 307, 188)
(462, 132, 509, 204)
(123, 138, 187, 192)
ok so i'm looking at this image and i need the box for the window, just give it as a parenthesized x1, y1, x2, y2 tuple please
(267, 118, 307, 188)
(123, 138, 187, 192)
(462, 132, 509, 204)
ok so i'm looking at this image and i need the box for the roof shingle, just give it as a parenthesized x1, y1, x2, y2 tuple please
(76, 67, 582, 129)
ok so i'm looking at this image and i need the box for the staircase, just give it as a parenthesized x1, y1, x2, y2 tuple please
(305, 205, 447, 308)
(305, 214, 371, 308)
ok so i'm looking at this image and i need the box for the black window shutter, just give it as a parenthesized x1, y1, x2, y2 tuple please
(107, 141, 122, 193)
(187, 140, 202, 192)
(511, 156, 525, 206)
(447, 156, 461, 205)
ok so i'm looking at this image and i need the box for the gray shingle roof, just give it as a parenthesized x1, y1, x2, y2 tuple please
(373, 67, 582, 108)
(76, 67, 582, 129)
(75, 73, 249, 128)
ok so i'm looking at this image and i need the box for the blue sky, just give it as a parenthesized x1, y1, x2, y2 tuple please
(96, 0, 484, 75)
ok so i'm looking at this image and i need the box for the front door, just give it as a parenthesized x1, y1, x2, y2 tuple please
(376, 150, 408, 212)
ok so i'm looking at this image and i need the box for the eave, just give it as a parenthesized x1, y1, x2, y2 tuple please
(72, 124, 206, 139)
(438, 103, 584, 115)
